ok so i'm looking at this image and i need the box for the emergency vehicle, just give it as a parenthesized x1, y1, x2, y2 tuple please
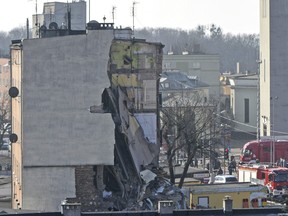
(238, 163, 288, 198)
(240, 138, 288, 163)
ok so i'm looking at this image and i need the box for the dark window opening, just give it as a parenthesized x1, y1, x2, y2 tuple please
(244, 98, 249, 123)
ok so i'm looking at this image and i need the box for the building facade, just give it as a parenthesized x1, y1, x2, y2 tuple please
(162, 53, 220, 100)
(10, 30, 116, 211)
(220, 73, 258, 136)
(32, 1, 86, 38)
(259, 0, 288, 136)
(10, 24, 163, 211)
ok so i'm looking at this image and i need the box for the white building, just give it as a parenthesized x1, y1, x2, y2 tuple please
(221, 73, 258, 135)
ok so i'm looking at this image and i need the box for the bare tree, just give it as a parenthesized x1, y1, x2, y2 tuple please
(161, 92, 220, 187)
(0, 93, 11, 148)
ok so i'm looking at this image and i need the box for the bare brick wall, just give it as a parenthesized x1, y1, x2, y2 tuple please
(70, 166, 100, 211)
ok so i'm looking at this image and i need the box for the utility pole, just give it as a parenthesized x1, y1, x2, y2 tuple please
(112, 6, 116, 24)
(271, 96, 278, 164)
(89, 0, 90, 21)
(256, 60, 262, 141)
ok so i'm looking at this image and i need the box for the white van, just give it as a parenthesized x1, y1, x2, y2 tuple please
(214, 175, 238, 183)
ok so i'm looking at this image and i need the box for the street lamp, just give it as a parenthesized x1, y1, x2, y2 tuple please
(271, 96, 278, 164)
(221, 123, 229, 174)
(256, 60, 262, 141)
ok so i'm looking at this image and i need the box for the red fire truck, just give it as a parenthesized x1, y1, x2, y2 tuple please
(238, 163, 288, 198)
(240, 138, 288, 164)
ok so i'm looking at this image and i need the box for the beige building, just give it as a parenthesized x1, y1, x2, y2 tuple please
(259, 0, 288, 136)
(163, 53, 220, 100)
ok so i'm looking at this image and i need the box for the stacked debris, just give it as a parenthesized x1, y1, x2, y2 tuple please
(99, 168, 186, 211)
(137, 173, 186, 210)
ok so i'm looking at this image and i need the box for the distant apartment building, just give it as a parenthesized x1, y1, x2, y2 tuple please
(160, 70, 209, 102)
(0, 58, 10, 100)
(32, 1, 86, 38)
(162, 52, 220, 100)
(259, 0, 288, 136)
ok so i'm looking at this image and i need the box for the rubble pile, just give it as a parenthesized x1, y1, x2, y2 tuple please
(99, 169, 186, 211)
(138, 175, 186, 210)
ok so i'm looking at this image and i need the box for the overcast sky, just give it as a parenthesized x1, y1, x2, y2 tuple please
(1, 0, 259, 35)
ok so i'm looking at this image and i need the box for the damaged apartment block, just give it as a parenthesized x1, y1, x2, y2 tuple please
(10, 4, 184, 209)
(88, 38, 167, 210)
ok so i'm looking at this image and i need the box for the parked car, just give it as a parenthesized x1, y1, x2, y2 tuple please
(214, 175, 238, 184)
(0, 143, 10, 151)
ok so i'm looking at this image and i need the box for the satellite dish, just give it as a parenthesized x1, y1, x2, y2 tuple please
(49, 22, 59, 30)
(9, 87, 19, 98)
(10, 133, 18, 143)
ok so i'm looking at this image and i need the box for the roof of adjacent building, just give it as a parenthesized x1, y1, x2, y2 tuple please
(160, 71, 208, 91)
(189, 182, 266, 194)
(0, 58, 9, 66)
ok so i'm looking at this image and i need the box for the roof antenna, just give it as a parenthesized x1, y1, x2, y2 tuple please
(89, 0, 91, 21)
(132, 1, 138, 35)
(35, 0, 39, 38)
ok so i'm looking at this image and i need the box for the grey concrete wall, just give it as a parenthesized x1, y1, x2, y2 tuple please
(269, 1, 288, 136)
(260, 0, 288, 136)
(23, 167, 75, 211)
(22, 30, 115, 166)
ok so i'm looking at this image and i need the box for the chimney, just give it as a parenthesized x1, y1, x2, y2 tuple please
(61, 200, 81, 216)
(223, 196, 233, 215)
(158, 200, 174, 215)
(236, 62, 240, 74)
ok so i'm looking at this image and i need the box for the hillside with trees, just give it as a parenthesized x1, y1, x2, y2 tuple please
(0, 24, 259, 73)
(135, 24, 259, 73)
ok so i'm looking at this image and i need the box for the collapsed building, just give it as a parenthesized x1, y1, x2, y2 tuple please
(10, 18, 185, 211)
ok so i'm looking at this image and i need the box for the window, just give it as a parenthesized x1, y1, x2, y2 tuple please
(275, 173, 288, 182)
(244, 98, 249, 123)
(192, 62, 200, 69)
(242, 149, 253, 156)
(263, 124, 267, 136)
(268, 174, 274, 181)
(242, 199, 249, 208)
(163, 62, 171, 69)
(261, 173, 265, 179)
(198, 196, 209, 208)
(226, 177, 238, 182)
